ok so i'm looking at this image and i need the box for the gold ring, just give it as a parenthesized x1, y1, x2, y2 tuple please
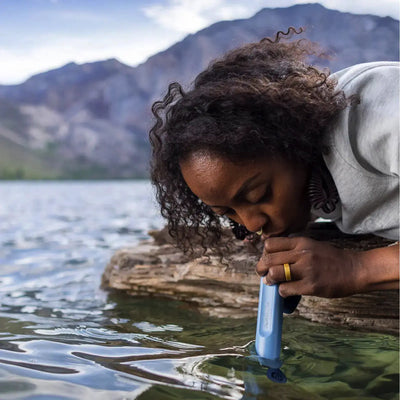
(256, 228, 263, 236)
(283, 263, 292, 281)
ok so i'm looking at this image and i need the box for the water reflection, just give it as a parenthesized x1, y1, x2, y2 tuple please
(0, 182, 398, 399)
(0, 293, 398, 399)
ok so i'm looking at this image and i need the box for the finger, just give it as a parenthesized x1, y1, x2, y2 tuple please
(263, 236, 313, 253)
(278, 282, 302, 298)
(263, 263, 299, 285)
(279, 278, 319, 297)
(256, 250, 301, 276)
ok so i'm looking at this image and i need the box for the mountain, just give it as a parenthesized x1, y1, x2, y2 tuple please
(0, 3, 398, 179)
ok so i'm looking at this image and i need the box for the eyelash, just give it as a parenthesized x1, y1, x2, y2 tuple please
(219, 208, 235, 217)
(213, 186, 272, 217)
(253, 185, 272, 204)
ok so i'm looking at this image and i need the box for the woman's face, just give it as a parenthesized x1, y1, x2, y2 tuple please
(180, 151, 311, 237)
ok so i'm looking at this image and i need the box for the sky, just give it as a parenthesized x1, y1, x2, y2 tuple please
(0, 0, 399, 85)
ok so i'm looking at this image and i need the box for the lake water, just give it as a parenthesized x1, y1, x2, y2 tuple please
(0, 181, 398, 400)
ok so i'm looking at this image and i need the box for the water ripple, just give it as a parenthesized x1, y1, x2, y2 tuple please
(0, 182, 397, 399)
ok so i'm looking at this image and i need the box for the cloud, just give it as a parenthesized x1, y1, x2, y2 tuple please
(317, 0, 399, 18)
(142, 0, 263, 33)
(143, 0, 399, 33)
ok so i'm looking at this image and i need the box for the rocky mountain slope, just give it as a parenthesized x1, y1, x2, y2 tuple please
(0, 3, 398, 178)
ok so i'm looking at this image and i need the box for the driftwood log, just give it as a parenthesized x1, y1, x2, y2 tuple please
(102, 223, 399, 335)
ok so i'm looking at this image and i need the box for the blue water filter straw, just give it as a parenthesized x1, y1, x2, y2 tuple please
(255, 279, 301, 383)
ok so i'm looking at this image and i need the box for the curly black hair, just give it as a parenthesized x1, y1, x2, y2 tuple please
(149, 27, 349, 254)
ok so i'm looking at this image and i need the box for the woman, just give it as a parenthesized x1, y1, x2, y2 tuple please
(149, 28, 399, 299)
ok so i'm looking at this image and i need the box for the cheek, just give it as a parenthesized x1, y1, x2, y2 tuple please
(290, 169, 309, 199)
(276, 174, 309, 216)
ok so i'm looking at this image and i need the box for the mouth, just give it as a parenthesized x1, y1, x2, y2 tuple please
(244, 225, 292, 242)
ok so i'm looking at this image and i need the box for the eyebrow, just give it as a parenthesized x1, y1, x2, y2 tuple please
(207, 172, 262, 208)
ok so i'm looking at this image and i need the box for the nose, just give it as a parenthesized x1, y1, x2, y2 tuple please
(235, 205, 268, 233)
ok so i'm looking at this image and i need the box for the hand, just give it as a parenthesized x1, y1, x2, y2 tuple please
(256, 236, 362, 298)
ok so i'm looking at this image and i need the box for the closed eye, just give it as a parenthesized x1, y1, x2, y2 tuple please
(258, 186, 272, 203)
(249, 185, 272, 204)
(209, 206, 235, 217)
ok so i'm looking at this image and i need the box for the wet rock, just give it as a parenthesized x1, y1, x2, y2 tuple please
(333, 366, 378, 391)
(354, 348, 399, 371)
(298, 380, 360, 399)
(298, 359, 337, 377)
(365, 372, 399, 398)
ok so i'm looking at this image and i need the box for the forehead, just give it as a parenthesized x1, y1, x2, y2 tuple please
(179, 151, 262, 204)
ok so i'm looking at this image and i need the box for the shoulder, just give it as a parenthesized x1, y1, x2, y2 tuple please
(331, 61, 399, 93)
(322, 63, 399, 239)
(327, 62, 399, 177)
